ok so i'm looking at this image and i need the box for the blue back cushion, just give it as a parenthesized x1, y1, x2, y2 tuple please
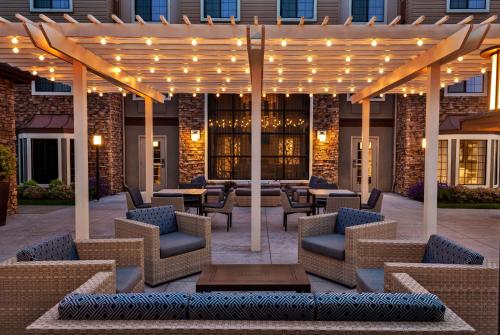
(315, 293, 445, 322)
(16, 233, 79, 262)
(189, 292, 315, 321)
(126, 205, 178, 235)
(422, 235, 484, 265)
(334, 208, 384, 235)
(58, 293, 189, 320)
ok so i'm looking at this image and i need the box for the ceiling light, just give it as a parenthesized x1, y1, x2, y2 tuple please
(166, 77, 172, 82)
(307, 56, 313, 62)
(226, 77, 231, 83)
(216, 68, 222, 74)
(50, 77, 55, 81)
(12, 47, 19, 54)
(278, 78, 283, 83)
(481, 68, 487, 74)
(379, 94, 384, 98)
(273, 87, 277, 92)
(417, 39, 424, 47)
(222, 87, 226, 92)
(193, 93, 197, 97)
(236, 39, 243, 47)
(87, 88, 91, 93)
(308, 78, 312, 83)
(11, 37, 18, 44)
(309, 93, 313, 98)
(123, 92, 127, 97)
(281, 39, 287, 47)
(419, 92, 424, 96)
(99, 92, 103, 97)
(196, 87, 200, 92)
(337, 78, 342, 83)
(345, 68, 350, 74)
(170, 87, 174, 92)
(115, 55, 121, 61)
(245, 68, 250, 74)
(384, 55, 391, 62)
(441, 83, 445, 88)
(247, 87, 251, 92)
(367, 78, 372, 83)
(137, 77, 142, 82)
(38, 55, 45, 61)
(196, 77, 201, 83)
(149, 68, 155, 73)
(239, 93, 243, 97)
(379, 68, 384, 74)
(278, 68, 283, 74)
(350, 87, 355, 92)
(403, 93, 408, 98)
(32, 70, 37, 75)
(333, 93, 337, 97)
(231, 56, 236, 63)
(100, 38, 107, 45)
(311, 68, 317, 74)
(269, 56, 274, 63)
(145, 38, 152, 46)
(286, 93, 290, 97)
(446, 68, 452, 74)
(49, 67, 55, 73)
(113, 67, 121, 73)
(458, 56, 464, 62)
(326, 39, 332, 47)
(454, 77, 459, 83)
(184, 67, 189, 73)
(345, 56, 351, 63)
(154, 55, 160, 62)
(402, 88, 407, 92)
(191, 39, 197, 46)
(324, 87, 329, 92)
(92, 86, 97, 91)
(216, 93, 220, 97)
(371, 39, 378, 47)
(118, 87, 123, 92)
(298, 87, 303, 92)
(192, 56, 198, 62)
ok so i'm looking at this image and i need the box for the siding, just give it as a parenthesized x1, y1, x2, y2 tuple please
(406, 0, 500, 24)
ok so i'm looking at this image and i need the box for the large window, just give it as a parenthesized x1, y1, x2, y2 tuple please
(459, 140, 487, 185)
(135, 0, 169, 22)
(351, 0, 385, 23)
(31, 139, 59, 184)
(279, 0, 316, 21)
(493, 140, 499, 187)
(448, 0, 489, 12)
(208, 94, 310, 180)
(202, 0, 239, 21)
(30, 0, 72, 12)
(446, 75, 485, 96)
(32, 77, 72, 96)
(438, 140, 448, 184)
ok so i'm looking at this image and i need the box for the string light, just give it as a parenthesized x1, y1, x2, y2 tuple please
(100, 38, 107, 45)
(115, 55, 122, 61)
(154, 55, 160, 62)
(49, 67, 55, 73)
(307, 56, 313, 62)
(12, 47, 19, 54)
(326, 39, 332, 47)
(38, 55, 45, 61)
(191, 38, 198, 46)
(32, 70, 37, 75)
(192, 56, 198, 62)
(457, 56, 464, 62)
(345, 56, 351, 63)
(11, 37, 18, 44)
(371, 39, 378, 47)
(269, 56, 274, 63)
(281, 39, 287, 47)
(417, 39, 424, 47)
(311, 68, 317, 74)
(379, 68, 384, 74)
(446, 68, 452, 74)
(216, 67, 222, 74)
(149, 68, 155, 73)
(384, 55, 391, 62)
(481, 68, 487, 74)
(231, 56, 236, 63)
(236, 39, 243, 47)
(184, 67, 189, 73)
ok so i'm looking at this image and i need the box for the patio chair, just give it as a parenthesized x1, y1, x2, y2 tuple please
(201, 190, 235, 231)
(191, 175, 225, 191)
(355, 234, 498, 335)
(325, 193, 361, 213)
(179, 183, 203, 214)
(298, 208, 397, 287)
(281, 191, 313, 231)
(115, 205, 211, 286)
(0, 233, 144, 335)
(125, 186, 151, 210)
(360, 188, 383, 212)
(152, 193, 185, 211)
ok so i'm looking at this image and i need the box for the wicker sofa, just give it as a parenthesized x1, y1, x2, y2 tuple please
(235, 188, 282, 207)
(115, 206, 211, 286)
(298, 208, 397, 287)
(356, 236, 499, 335)
(26, 271, 474, 335)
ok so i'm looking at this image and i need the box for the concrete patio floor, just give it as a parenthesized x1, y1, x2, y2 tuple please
(0, 192, 498, 292)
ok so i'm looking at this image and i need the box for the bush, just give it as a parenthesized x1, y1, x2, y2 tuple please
(23, 185, 46, 199)
(47, 179, 74, 200)
(0, 145, 15, 182)
(18, 180, 39, 195)
(18, 179, 75, 201)
(408, 181, 500, 203)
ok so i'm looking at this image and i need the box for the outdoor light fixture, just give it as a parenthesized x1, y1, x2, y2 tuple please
(317, 131, 327, 142)
(191, 130, 201, 142)
(480, 45, 500, 111)
(93, 135, 102, 146)
(421, 138, 426, 149)
(153, 141, 159, 148)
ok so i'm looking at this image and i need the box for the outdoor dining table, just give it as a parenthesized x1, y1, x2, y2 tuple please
(156, 188, 208, 214)
(307, 189, 358, 214)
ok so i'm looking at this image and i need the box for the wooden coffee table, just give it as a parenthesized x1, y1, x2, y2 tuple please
(196, 264, 311, 292)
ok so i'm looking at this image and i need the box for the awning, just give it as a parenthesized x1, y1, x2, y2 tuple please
(18, 114, 74, 134)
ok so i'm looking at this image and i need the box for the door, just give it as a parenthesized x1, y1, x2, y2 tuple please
(139, 135, 167, 191)
(350, 136, 379, 192)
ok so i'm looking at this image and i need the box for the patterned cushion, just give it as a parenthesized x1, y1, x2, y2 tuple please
(126, 206, 178, 235)
(16, 233, 79, 262)
(334, 208, 384, 235)
(315, 293, 445, 322)
(422, 235, 484, 265)
(189, 293, 315, 321)
(58, 293, 189, 320)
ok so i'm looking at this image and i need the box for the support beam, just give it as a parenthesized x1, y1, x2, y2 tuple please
(144, 96, 154, 202)
(423, 64, 440, 238)
(73, 61, 89, 240)
(361, 99, 370, 203)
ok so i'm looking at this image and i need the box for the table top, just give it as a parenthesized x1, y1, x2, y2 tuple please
(157, 188, 207, 196)
(308, 189, 357, 197)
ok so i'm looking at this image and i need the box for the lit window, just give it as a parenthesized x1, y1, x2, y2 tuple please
(448, 0, 488, 11)
(32, 78, 72, 96)
(135, 0, 169, 22)
(31, 0, 72, 11)
(493, 140, 499, 186)
(203, 0, 239, 20)
(280, 0, 316, 20)
(438, 140, 448, 184)
(459, 140, 487, 185)
(351, 0, 385, 23)
(447, 75, 485, 95)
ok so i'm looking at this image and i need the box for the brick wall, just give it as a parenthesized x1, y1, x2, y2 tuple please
(312, 94, 340, 183)
(15, 84, 124, 194)
(178, 94, 205, 183)
(0, 78, 18, 214)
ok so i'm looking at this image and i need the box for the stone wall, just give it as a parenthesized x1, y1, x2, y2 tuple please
(312, 94, 340, 183)
(0, 78, 18, 214)
(178, 94, 205, 183)
(14, 84, 124, 194)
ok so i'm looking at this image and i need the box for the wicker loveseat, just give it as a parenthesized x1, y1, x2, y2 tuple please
(235, 188, 282, 207)
(115, 206, 211, 286)
(27, 271, 474, 335)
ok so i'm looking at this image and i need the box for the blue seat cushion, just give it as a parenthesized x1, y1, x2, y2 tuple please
(116, 266, 142, 293)
(189, 292, 315, 320)
(422, 234, 484, 265)
(126, 205, 177, 235)
(356, 268, 384, 293)
(16, 233, 79, 261)
(315, 293, 445, 322)
(334, 208, 384, 235)
(58, 293, 189, 320)
(301, 234, 345, 260)
(159, 232, 205, 258)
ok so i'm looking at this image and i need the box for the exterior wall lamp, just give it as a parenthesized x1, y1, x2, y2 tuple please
(480, 45, 500, 111)
(422, 138, 426, 149)
(92, 135, 102, 146)
(317, 130, 327, 142)
(191, 130, 201, 142)
(153, 141, 159, 148)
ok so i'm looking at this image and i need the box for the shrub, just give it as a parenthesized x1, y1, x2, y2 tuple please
(407, 181, 424, 201)
(18, 180, 39, 195)
(408, 181, 500, 203)
(23, 185, 46, 199)
(47, 180, 74, 200)
(0, 145, 15, 182)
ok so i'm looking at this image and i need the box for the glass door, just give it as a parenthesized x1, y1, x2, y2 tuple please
(350, 136, 379, 192)
(139, 135, 167, 191)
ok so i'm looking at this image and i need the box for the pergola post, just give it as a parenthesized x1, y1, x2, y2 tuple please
(144, 96, 154, 202)
(423, 63, 441, 238)
(361, 99, 370, 203)
(72, 61, 89, 239)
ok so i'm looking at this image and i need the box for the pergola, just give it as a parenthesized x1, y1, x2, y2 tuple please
(0, 13, 497, 250)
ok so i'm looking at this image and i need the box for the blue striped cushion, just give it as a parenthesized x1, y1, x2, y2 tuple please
(126, 205, 178, 235)
(16, 233, 79, 261)
(189, 292, 315, 320)
(422, 235, 484, 265)
(315, 293, 445, 322)
(335, 208, 384, 235)
(58, 293, 189, 320)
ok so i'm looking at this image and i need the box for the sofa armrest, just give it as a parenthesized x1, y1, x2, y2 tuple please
(115, 218, 160, 261)
(176, 212, 211, 242)
(72, 271, 116, 295)
(298, 213, 337, 241)
(76, 239, 144, 269)
(356, 239, 427, 268)
(387, 272, 431, 294)
(344, 220, 397, 263)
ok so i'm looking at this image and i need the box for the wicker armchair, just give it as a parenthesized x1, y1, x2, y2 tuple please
(325, 195, 361, 213)
(115, 211, 211, 286)
(0, 238, 143, 335)
(356, 238, 499, 335)
(152, 194, 185, 211)
(298, 210, 397, 287)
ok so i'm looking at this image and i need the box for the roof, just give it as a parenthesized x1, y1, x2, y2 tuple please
(0, 62, 33, 84)
(18, 114, 74, 134)
(439, 113, 500, 134)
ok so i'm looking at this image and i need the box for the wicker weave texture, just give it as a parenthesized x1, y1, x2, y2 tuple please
(325, 197, 360, 214)
(236, 195, 281, 207)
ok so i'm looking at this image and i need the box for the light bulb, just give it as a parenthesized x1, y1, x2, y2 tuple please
(417, 39, 424, 47)
(100, 38, 107, 45)
(326, 39, 332, 47)
(236, 39, 243, 47)
(312, 68, 317, 74)
(345, 56, 351, 63)
(115, 55, 121, 61)
(191, 39, 197, 46)
(149, 68, 155, 73)
(49, 67, 55, 73)
(50, 77, 55, 82)
(231, 56, 236, 63)
(146, 38, 152, 46)
(216, 68, 222, 74)
(345, 68, 350, 74)
(457, 56, 464, 62)
(245, 68, 250, 74)
(192, 56, 198, 62)
(12, 47, 19, 54)
(38, 55, 45, 61)
(446, 68, 452, 74)
(379, 68, 384, 74)
(269, 56, 274, 63)
(281, 39, 287, 47)
(166, 77, 172, 82)
(11, 37, 18, 44)
(184, 68, 189, 73)
(384, 55, 390, 62)
(307, 56, 313, 62)
(337, 78, 342, 83)
(32, 70, 37, 75)
(371, 39, 377, 47)
(481, 68, 486, 74)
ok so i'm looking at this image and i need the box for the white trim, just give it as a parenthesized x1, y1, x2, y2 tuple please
(133, 93, 171, 101)
(200, 0, 241, 22)
(132, 0, 171, 23)
(346, 92, 385, 102)
(31, 80, 73, 96)
(277, 0, 317, 22)
(30, 0, 73, 12)
(446, 0, 490, 13)
(204, 93, 209, 178)
(444, 74, 487, 97)
(348, 0, 388, 24)
(309, 95, 313, 178)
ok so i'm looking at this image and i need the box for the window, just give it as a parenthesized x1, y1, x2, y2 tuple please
(351, 0, 385, 23)
(202, 0, 239, 21)
(279, 0, 316, 21)
(448, 0, 489, 12)
(493, 140, 499, 186)
(31, 139, 59, 184)
(32, 77, 72, 96)
(30, 0, 72, 12)
(446, 75, 485, 96)
(208, 94, 310, 180)
(135, 0, 169, 22)
(437, 140, 449, 184)
(459, 140, 487, 185)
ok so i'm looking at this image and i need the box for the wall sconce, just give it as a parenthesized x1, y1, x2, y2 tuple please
(191, 130, 201, 142)
(317, 130, 327, 142)
(153, 141, 159, 148)
(359, 141, 372, 150)
(92, 134, 102, 146)
(422, 138, 426, 149)
(480, 46, 500, 111)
